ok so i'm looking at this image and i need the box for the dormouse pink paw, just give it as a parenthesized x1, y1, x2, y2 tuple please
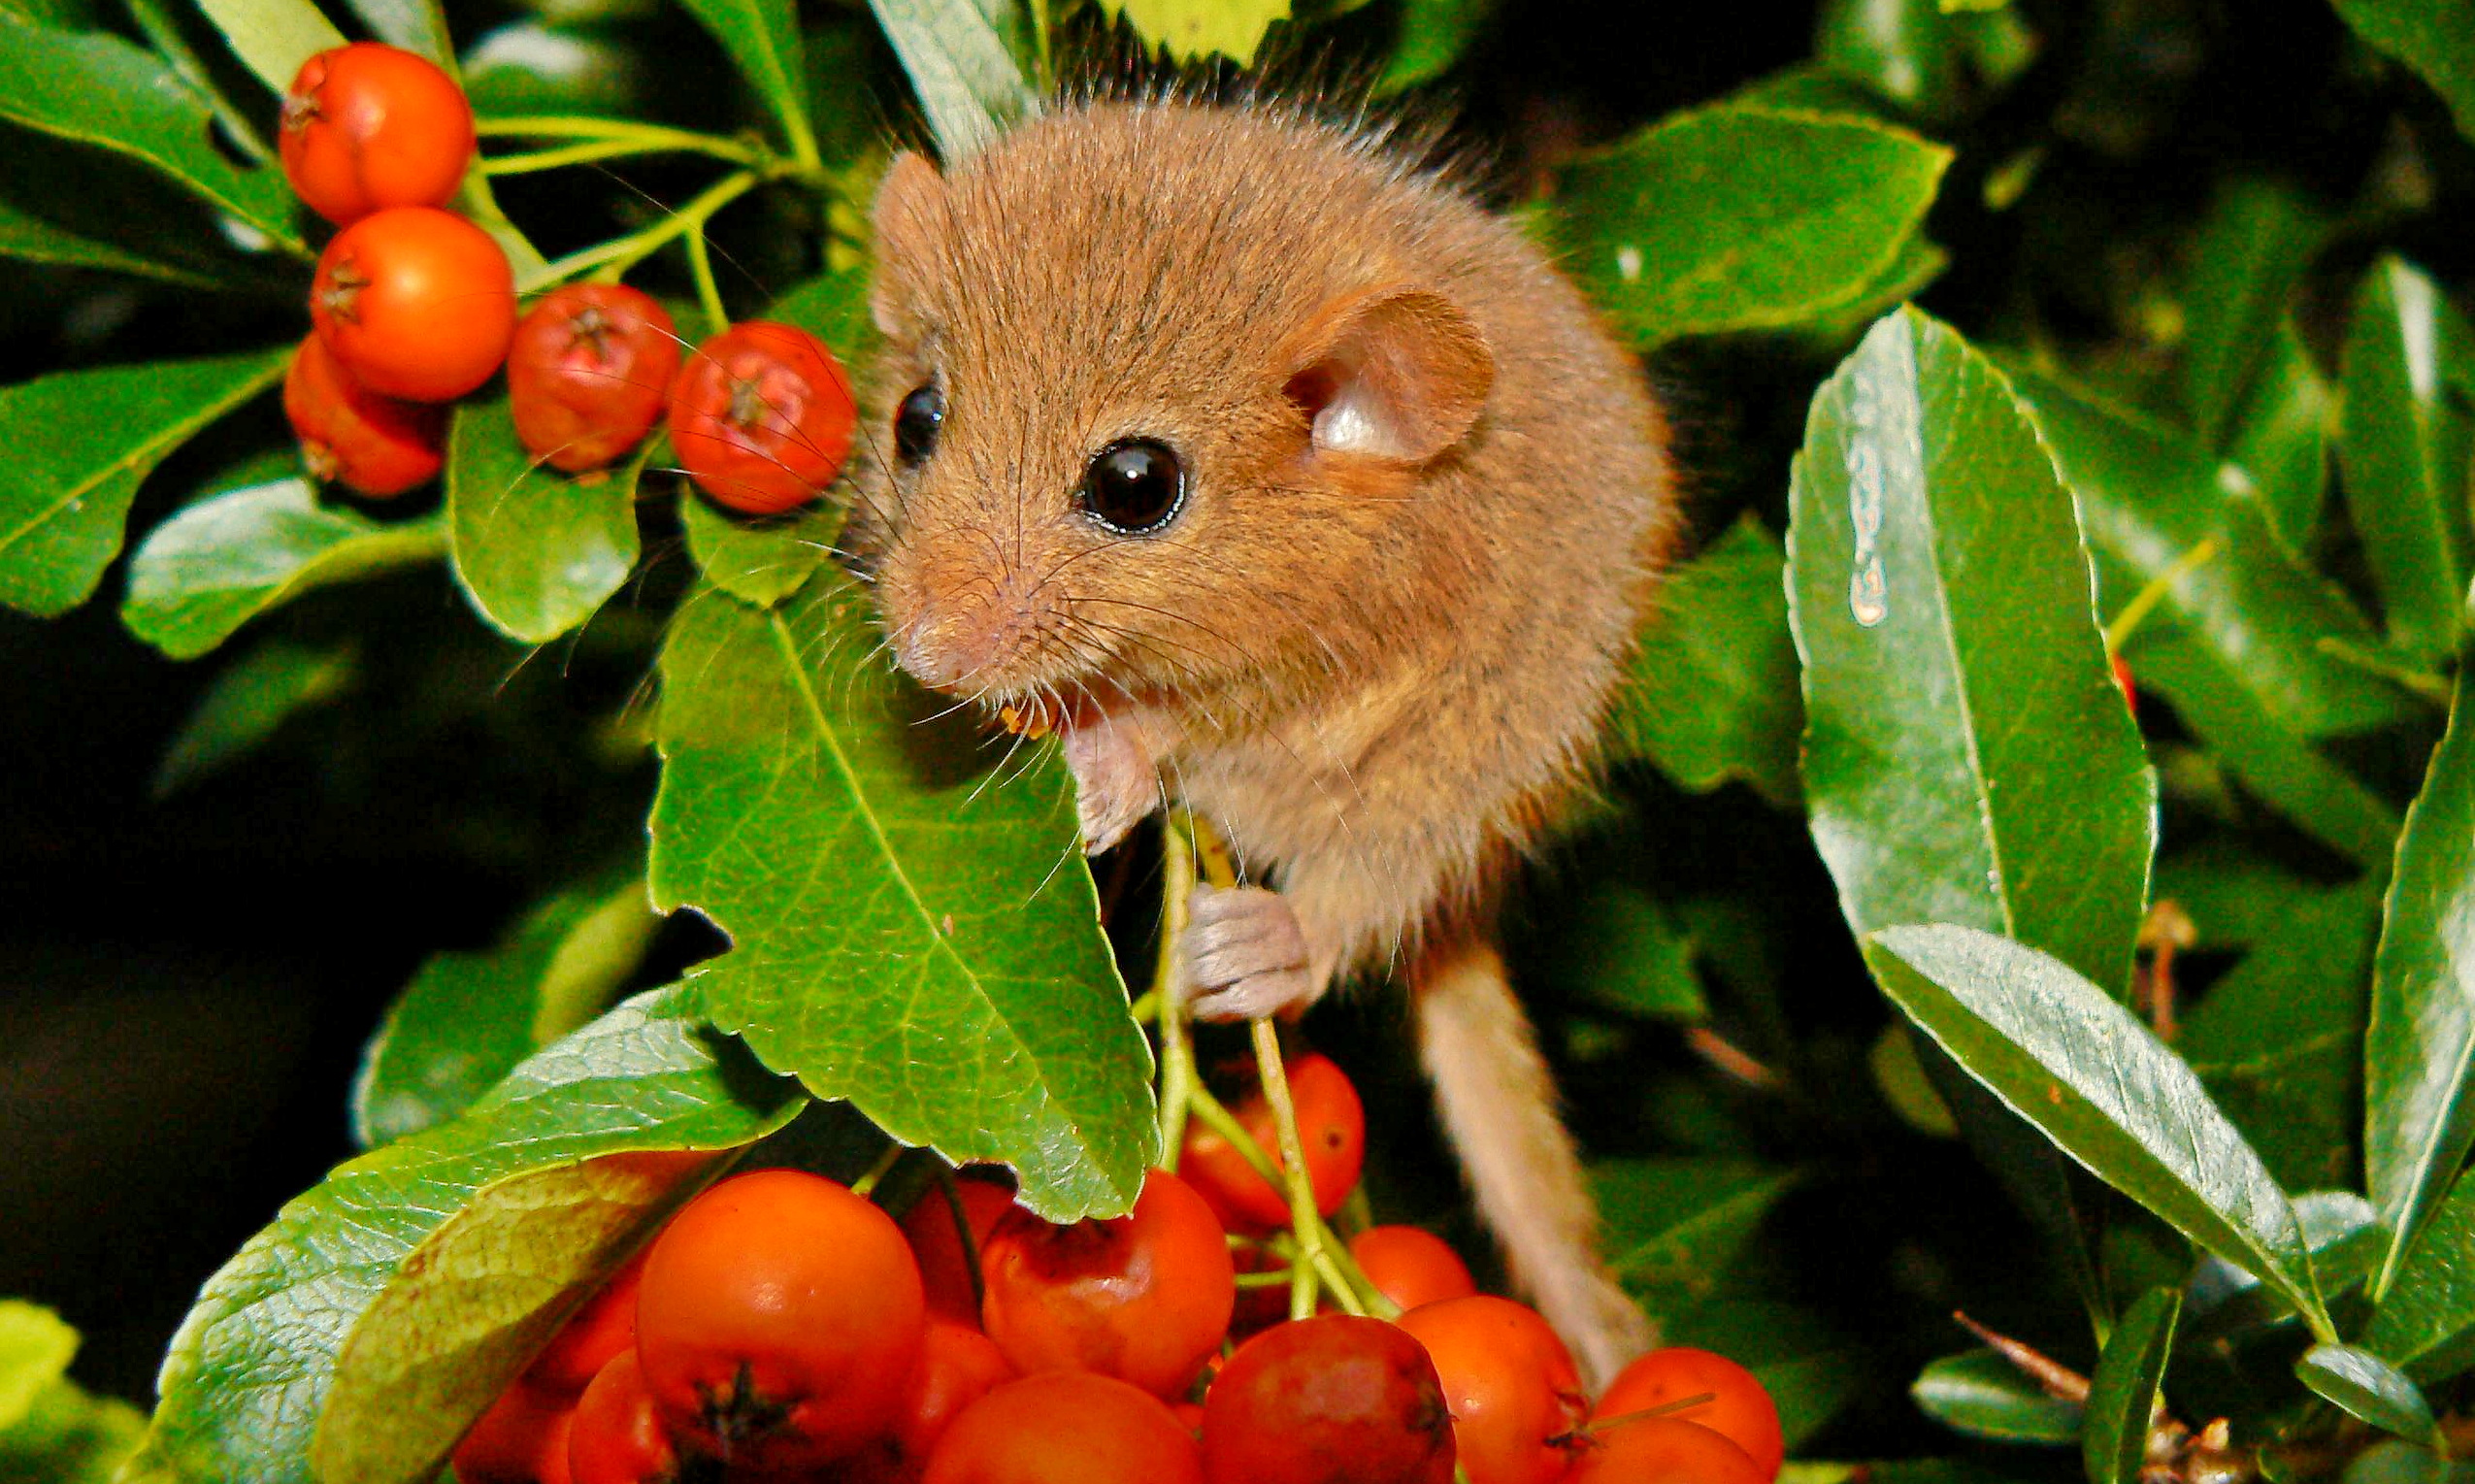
(1181, 884, 1318, 1021)
(1059, 714, 1158, 856)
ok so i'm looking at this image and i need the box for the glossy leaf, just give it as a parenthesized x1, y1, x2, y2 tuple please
(446, 398, 644, 645)
(1595, 1159, 1798, 1308)
(1099, 0, 1287, 63)
(352, 873, 662, 1147)
(122, 473, 447, 660)
(2183, 881, 2382, 1193)
(2186, 1191, 2378, 1336)
(2368, 669, 2475, 1296)
(2083, 1288, 2179, 1484)
(2152, 842, 2326, 950)
(2339, 257, 2474, 663)
(2295, 1345, 2441, 1449)
(2224, 322, 2332, 549)
(1552, 105, 1950, 349)
(190, 0, 345, 91)
(676, 0, 815, 164)
(648, 574, 1155, 1220)
(679, 488, 834, 608)
(1787, 308, 2156, 998)
(2180, 179, 2322, 448)
(1, 346, 289, 619)
(1911, 1351, 2080, 1443)
(2001, 363, 2412, 738)
(152, 638, 357, 798)
(116, 988, 802, 1484)
(867, 0, 1034, 159)
(2326, 0, 2475, 143)
(2364, 1168, 2475, 1379)
(1612, 513, 1800, 805)
(341, 0, 451, 68)
(0, 9, 303, 251)
(1378, 0, 1493, 91)
(0, 194, 219, 284)
(1866, 924, 2330, 1337)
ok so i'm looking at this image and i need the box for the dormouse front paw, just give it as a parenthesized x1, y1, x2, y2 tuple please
(1059, 715, 1158, 856)
(1182, 884, 1318, 1021)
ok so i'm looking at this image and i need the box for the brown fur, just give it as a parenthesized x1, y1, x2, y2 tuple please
(844, 99, 1680, 1383)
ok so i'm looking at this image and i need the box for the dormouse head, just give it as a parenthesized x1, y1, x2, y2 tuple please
(842, 103, 1497, 717)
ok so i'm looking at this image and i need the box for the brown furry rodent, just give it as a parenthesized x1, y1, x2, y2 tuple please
(842, 97, 1682, 1385)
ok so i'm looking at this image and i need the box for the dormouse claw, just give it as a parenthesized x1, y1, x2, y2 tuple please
(1060, 714, 1159, 856)
(1181, 883, 1318, 1021)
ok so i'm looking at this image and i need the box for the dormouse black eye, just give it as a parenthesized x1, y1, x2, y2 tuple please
(1079, 439, 1186, 534)
(894, 382, 944, 465)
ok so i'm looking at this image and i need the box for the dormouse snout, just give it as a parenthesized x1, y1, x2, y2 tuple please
(882, 557, 1060, 696)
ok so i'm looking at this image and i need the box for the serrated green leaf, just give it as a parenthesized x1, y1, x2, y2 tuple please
(2365, 1167, 2475, 1380)
(2084, 1288, 2179, 1484)
(676, 0, 814, 163)
(1, 346, 289, 619)
(2340, 257, 2474, 663)
(648, 574, 1155, 1220)
(867, 0, 1033, 159)
(1612, 514, 1800, 805)
(2226, 322, 2333, 553)
(2182, 881, 2381, 1193)
(152, 638, 357, 798)
(1787, 308, 2156, 996)
(1376, 0, 1493, 91)
(2180, 179, 2323, 449)
(190, 0, 345, 91)
(0, 1303, 76, 1431)
(2001, 361, 2413, 738)
(2368, 669, 2475, 1297)
(2296, 1344, 2441, 1449)
(1866, 923, 2330, 1338)
(352, 872, 662, 1147)
(116, 988, 803, 1484)
(446, 398, 644, 645)
(1596, 1161, 1798, 1311)
(122, 474, 447, 659)
(0, 9, 303, 252)
(2326, 0, 2475, 144)
(1912, 1351, 2080, 1443)
(1551, 106, 1951, 349)
(679, 486, 834, 608)
(1099, 0, 1287, 63)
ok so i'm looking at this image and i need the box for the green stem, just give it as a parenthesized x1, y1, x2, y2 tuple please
(126, 0, 272, 163)
(2104, 535, 2222, 653)
(1156, 816, 1201, 1164)
(1251, 1018, 1327, 1322)
(544, 169, 758, 286)
(1029, 0, 1054, 90)
(685, 218, 727, 334)
(483, 137, 755, 176)
(849, 1140, 907, 1199)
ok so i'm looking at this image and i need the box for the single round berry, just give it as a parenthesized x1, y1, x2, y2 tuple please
(1564, 1416, 1768, 1484)
(508, 283, 680, 473)
(1592, 1346, 1784, 1481)
(844, 1320, 1020, 1483)
(1200, 1315, 1456, 1484)
(920, 1371, 1204, 1484)
(668, 321, 856, 514)
(565, 1350, 678, 1484)
(1395, 1297, 1586, 1484)
(1348, 1227, 1477, 1315)
(283, 331, 445, 498)
(311, 207, 515, 402)
(280, 43, 475, 225)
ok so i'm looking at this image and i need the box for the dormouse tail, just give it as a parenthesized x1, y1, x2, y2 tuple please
(1413, 934, 1654, 1391)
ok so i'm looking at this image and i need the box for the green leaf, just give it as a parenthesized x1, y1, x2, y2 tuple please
(1865, 923, 2331, 1338)
(117, 988, 803, 1484)
(2364, 1167, 2475, 1379)
(2326, 0, 2475, 144)
(764, 263, 880, 375)
(352, 873, 662, 1147)
(446, 398, 644, 645)
(0, 9, 303, 252)
(1538, 884, 1708, 1023)
(0, 346, 290, 619)
(2083, 1288, 2179, 1484)
(122, 473, 447, 659)
(1611, 513, 1800, 805)
(152, 638, 357, 798)
(2001, 360, 2413, 739)
(2368, 669, 2475, 1296)
(2225, 321, 2334, 549)
(2179, 179, 2323, 449)
(1098, 0, 1287, 63)
(2183, 881, 2383, 1193)
(679, 488, 834, 608)
(676, 0, 815, 164)
(2186, 1190, 2378, 1336)
(1814, 0, 1964, 118)
(648, 575, 1156, 1220)
(0, 1302, 76, 1430)
(1, 1381, 142, 1484)
(1870, 1024, 1958, 1137)
(341, 0, 451, 68)
(2295, 1344, 2441, 1449)
(190, 0, 345, 92)
(1911, 1351, 2080, 1443)
(867, 0, 1035, 159)
(0, 194, 219, 284)
(1595, 1159, 1798, 1310)
(1376, 0, 1494, 91)
(2339, 257, 2474, 663)
(2153, 841, 2327, 949)
(1550, 105, 1951, 349)
(1786, 308, 2157, 998)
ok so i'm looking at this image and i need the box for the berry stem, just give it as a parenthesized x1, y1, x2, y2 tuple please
(1155, 814, 1201, 1166)
(549, 170, 758, 285)
(685, 216, 728, 336)
(482, 136, 758, 176)
(1250, 1016, 1327, 1322)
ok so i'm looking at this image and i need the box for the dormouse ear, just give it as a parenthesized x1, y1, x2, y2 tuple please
(1279, 286, 1495, 464)
(870, 151, 949, 339)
